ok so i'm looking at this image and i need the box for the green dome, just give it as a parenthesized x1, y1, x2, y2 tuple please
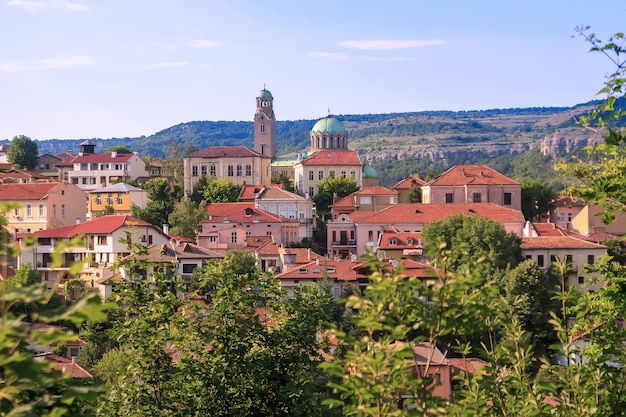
(257, 89, 273, 99)
(363, 165, 378, 178)
(311, 116, 346, 134)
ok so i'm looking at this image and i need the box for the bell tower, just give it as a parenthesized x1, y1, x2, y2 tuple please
(254, 88, 276, 159)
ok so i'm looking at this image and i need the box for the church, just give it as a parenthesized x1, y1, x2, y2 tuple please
(183, 88, 378, 197)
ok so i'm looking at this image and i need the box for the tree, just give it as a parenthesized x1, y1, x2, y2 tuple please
(7, 135, 37, 170)
(131, 177, 175, 227)
(408, 185, 422, 203)
(168, 198, 207, 239)
(520, 178, 557, 222)
(188, 174, 209, 204)
(421, 213, 523, 281)
(313, 176, 359, 217)
(272, 172, 294, 192)
(202, 177, 242, 203)
(163, 139, 197, 183)
(103, 145, 132, 154)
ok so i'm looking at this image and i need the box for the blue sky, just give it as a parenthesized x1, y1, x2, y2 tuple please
(0, 0, 624, 140)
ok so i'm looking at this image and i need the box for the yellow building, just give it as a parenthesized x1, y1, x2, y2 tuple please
(88, 183, 147, 219)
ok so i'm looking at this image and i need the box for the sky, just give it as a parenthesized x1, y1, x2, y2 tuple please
(0, 0, 625, 141)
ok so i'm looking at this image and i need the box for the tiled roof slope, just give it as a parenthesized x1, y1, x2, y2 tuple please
(300, 149, 362, 166)
(391, 175, 426, 190)
(521, 236, 608, 250)
(0, 183, 60, 199)
(186, 146, 267, 158)
(57, 152, 135, 167)
(32, 215, 154, 238)
(427, 165, 519, 186)
(356, 203, 524, 224)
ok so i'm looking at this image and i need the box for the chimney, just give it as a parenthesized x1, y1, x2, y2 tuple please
(111, 151, 117, 158)
(163, 224, 169, 235)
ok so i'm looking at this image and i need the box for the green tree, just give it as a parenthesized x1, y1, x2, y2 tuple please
(167, 198, 207, 239)
(520, 178, 557, 222)
(131, 177, 175, 227)
(7, 135, 38, 170)
(408, 185, 422, 203)
(272, 172, 294, 192)
(163, 139, 197, 183)
(313, 176, 359, 217)
(103, 145, 132, 154)
(202, 177, 242, 203)
(188, 174, 209, 203)
(421, 213, 523, 281)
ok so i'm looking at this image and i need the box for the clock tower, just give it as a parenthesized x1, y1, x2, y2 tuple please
(253, 88, 276, 159)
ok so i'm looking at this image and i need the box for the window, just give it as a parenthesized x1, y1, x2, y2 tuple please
(53, 204, 56, 216)
(550, 255, 556, 263)
(266, 231, 272, 236)
(210, 165, 216, 176)
(368, 230, 374, 241)
(26, 204, 32, 217)
(329, 169, 336, 177)
(350, 170, 356, 179)
(14, 208, 19, 217)
(341, 170, 347, 178)
(82, 178, 87, 184)
(537, 255, 544, 267)
(236, 165, 242, 176)
(503, 192, 512, 206)
(566, 255, 573, 263)
(182, 264, 196, 274)
(201, 165, 207, 176)
(90, 178, 96, 185)
(38, 204, 44, 217)
(228, 165, 234, 176)
(192, 166, 198, 176)
(260, 124, 265, 133)
(148, 235, 153, 245)
(245, 165, 252, 176)
(231, 232, 237, 243)
(108, 194, 113, 204)
(318, 170, 324, 180)
(578, 276, 585, 284)
(473, 193, 481, 203)
(208, 236, 217, 243)
(97, 235, 107, 245)
(445, 193, 454, 204)
(389, 238, 397, 245)
(308, 186, 315, 197)
(61, 204, 65, 217)
(587, 254, 595, 264)
(298, 268, 307, 274)
(117, 194, 123, 204)
(96, 194, 101, 205)
(308, 170, 314, 181)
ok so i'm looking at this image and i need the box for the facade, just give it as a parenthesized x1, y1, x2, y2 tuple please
(57, 142, 149, 191)
(391, 175, 427, 203)
(0, 182, 87, 236)
(88, 182, 147, 219)
(294, 149, 363, 198)
(183, 146, 271, 196)
(331, 186, 398, 217)
(242, 236, 322, 274)
(548, 196, 626, 236)
(327, 203, 525, 258)
(197, 205, 300, 251)
(376, 230, 427, 262)
(520, 236, 607, 292)
(422, 165, 522, 212)
(18, 215, 171, 296)
(253, 185, 315, 239)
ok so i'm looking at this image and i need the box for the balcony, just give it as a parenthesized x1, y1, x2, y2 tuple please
(332, 240, 357, 247)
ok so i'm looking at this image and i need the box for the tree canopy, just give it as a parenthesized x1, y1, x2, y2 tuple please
(201, 177, 242, 203)
(7, 135, 38, 170)
(131, 177, 175, 227)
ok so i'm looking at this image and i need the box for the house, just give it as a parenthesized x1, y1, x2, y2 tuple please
(294, 148, 364, 198)
(57, 141, 149, 191)
(34, 353, 95, 379)
(520, 236, 607, 292)
(331, 186, 398, 217)
(548, 195, 626, 236)
(33, 152, 75, 180)
(252, 185, 315, 239)
(391, 175, 426, 203)
(421, 165, 522, 212)
(197, 205, 300, 251)
(18, 215, 171, 298)
(87, 182, 147, 219)
(327, 203, 525, 258)
(0, 182, 87, 236)
(376, 230, 427, 262)
(183, 146, 272, 196)
(241, 236, 322, 273)
(0, 167, 52, 184)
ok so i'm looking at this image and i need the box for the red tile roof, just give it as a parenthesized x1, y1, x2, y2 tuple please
(355, 203, 524, 225)
(300, 150, 362, 166)
(0, 183, 61, 200)
(378, 231, 424, 250)
(202, 206, 299, 224)
(57, 152, 135, 167)
(520, 236, 608, 250)
(35, 354, 95, 378)
(353, 186, 397, 196)
(187, 146, 267, 159)
(391, 175, 426, 190)
(448, 357, 489, 375)
(532, 223, 567, 237)
(427, 165, 519, 186)
(31, 215, 156, 238)
(206, 202, 254, 217)
(549, 195, 585, 208)
(256, 186, 304, 200)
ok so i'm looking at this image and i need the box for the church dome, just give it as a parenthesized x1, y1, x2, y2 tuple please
(363, 165, 378, 178)
(257, 89, 273, 99)
(311, 116, 346, 134)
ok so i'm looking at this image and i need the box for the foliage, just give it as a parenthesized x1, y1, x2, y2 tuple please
(188, 174, 209, 203)
(520, 178, 558, 221)
(131, 177, 175, 227)
(271, 172, 294, 191)
(162, 139, 196, 183)
(103, 145, 132, 154)
(201, 177, 242, 203)
(421, 213, 523, 281)
(313, 176, 359, 217)
(167, 198, 207, 240)
(408, 185, 422, 203)
(7, 135, 38, 170)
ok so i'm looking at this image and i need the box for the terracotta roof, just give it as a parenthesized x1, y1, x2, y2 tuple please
(256, 186, 304, 200)
(378, 231, 424, 250)
(299, 149, 362, 166)
(31, 215, 156, 238)
(427, 165, 519, 186)
(202, 206, 299, 225)
(532, 223, 568, 237)
(186, 146, 267, 159)
(57, 152, 135, 166)
(331, 195, 356, 209)
(206, 202, 254, 217)
(355, 203, 524, 225)
(448, 357, 489, 375)
(55, 151, 75, 160)
(353, 186, 397, 196)
(283, 248, 323, 264)
(549, 195, 585, 208)
(134, 242, 223, 262)
(0, 182, 61, 199)
(520, 236, 608, 250)
(243, 235, 274, 250)
(391, 175, 426, 190)
(35, 354, 95, 378)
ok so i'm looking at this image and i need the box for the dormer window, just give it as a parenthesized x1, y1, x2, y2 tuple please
(407, 238, 413, 245)
(389, 238, 397, 245)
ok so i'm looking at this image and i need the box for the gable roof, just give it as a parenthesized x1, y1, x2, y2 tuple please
(354, 203, 524, 225)
(206, 202, 255, 217)
(31, 215, 158, 238)
(427, 165, 519, 186)
(520, 236, 608, 250)
(378, 231, 424, 250)
(299, 149, 362, 166)
(135, 242, 223, 262)
(57, 152, 137, 167)
(391, 175, 426, 190)
(0, 183, 61, 200)
(186, 146, 267, 159)
(202, 206, 299, 225)
(88, 182, 143, 193)
(256, 186, 305, 200)
(353, 186, 397, 196)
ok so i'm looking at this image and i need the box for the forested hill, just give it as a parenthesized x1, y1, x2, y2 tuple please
(26, 100, 612, 187)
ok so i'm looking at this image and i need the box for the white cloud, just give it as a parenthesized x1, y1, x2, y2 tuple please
(188, 39, 218, 48)
(0, 54, 94, 71)
(6, 0, 88, 12)
(339, 40, 445, 50)
(148, 61, 190, 68)
(309, 52, 412, 63)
